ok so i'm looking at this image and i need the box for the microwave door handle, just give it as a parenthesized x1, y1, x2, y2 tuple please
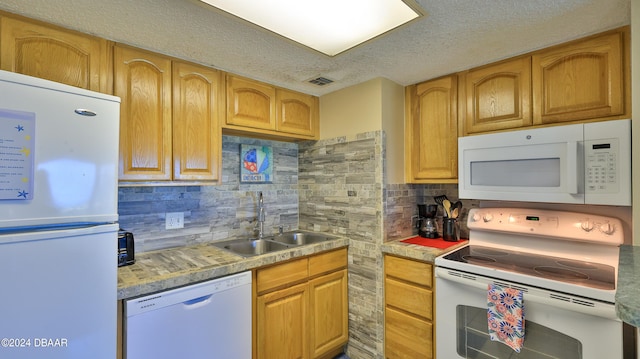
(566, 141, 579, 194)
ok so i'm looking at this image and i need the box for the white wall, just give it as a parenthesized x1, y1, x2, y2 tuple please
(319, 77, 406, 184)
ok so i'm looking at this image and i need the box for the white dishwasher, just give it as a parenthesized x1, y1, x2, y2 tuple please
(125, 271, 252, 359)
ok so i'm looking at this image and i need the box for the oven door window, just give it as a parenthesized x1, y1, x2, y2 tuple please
(456, 305, 581, 358)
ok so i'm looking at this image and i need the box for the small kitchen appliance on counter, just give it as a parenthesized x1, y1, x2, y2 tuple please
(118, 229, 136, 267)
(434, 207, 625, 358)
(417, 204, 438, 238)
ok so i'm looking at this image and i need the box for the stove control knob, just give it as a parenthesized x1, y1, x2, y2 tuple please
(483, 213, 493, 223)
(599, 222, 615, 235)
(471, 213, 481, 222)
(580, 219, 594, 232)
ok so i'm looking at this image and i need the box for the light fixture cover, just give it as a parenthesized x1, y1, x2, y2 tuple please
(199, 0, 421, 56)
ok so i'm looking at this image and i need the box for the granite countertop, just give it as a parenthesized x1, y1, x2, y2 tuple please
(615, 245, 640, 327)
(381, 236, 468, 262)
(117, 237, 349, 300)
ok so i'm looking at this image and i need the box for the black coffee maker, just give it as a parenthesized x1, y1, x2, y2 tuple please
(418, 204, 438, 238)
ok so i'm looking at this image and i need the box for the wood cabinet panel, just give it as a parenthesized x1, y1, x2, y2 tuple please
(384, 254, 432, 287)
(385, 277, 432, 320)
(309, 248, 347, 278)
(0, 15, 109, 92)
(255, 249, 348, 359)
(226, 75, 276, 130)
(405, 75, 458, 183)
(257, 257, 309, 294)
(532, 30, 626, 125)
(276, 89, 318, 137)
(385, 307, 433, 359)
(172, 61, 222, 181)
(463, 57, 532, 134)
(309, 269, 348, 358)
(257, 282, 309, 359)
(114, 45, 172, 181)
(225, 75, 319, 140)
(384, 255, 434, 359)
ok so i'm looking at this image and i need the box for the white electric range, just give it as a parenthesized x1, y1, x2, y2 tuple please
(434, 207, 624, 359)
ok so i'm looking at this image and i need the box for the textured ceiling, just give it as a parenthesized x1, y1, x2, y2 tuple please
(0, 0, 631, 96)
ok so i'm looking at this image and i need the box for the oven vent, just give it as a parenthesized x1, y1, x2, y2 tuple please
(571, 298, 595, 308)
(494, 281, 529, 293)
(549, 294, 595, 307)
(448, 271, 477, 281)
(550, 293, 571, 303)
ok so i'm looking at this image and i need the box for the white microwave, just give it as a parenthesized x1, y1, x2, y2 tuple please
(458, 119, 631, 205)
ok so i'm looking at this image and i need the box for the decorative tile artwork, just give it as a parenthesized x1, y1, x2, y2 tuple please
(240, 144, 273, 183)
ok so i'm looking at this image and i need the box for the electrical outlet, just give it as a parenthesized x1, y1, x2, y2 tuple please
(165, 212, 184, 230)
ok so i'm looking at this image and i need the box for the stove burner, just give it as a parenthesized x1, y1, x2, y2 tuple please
(462, 255, 497, 264)
(556, 260, 599, 271)
(533, 266, 589, 281)
(472, 248, 509, 256)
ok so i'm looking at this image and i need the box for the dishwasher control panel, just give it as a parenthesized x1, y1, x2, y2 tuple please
(125, 271, 252, 317)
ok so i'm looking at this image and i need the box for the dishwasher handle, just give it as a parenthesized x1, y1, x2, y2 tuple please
(183, 294, 213, 308)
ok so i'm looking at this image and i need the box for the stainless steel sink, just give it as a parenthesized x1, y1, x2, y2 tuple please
(212, 238, 291, 257)
(211, 231, 338, 257)
(269, 231, 337, 245)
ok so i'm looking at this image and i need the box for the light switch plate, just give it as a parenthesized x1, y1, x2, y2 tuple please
(165, 212, 184, 230)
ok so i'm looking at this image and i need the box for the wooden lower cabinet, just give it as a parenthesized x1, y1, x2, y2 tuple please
(257, 282, 309, 359)
(255, 248, 348, 359)
(309, 269, 349, 358)
(385, 307, 433, 358)
(384, 254, 434, 359)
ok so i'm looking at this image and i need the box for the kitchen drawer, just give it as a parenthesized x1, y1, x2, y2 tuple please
(384, 255, 433, 287)
(385, 277, 433, 320)
(309, 247, 347, 277)
(256, 257, 309, 294)
(385, 306, 433, 359)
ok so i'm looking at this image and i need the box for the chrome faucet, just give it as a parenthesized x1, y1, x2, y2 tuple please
(258, 192, 265, 239)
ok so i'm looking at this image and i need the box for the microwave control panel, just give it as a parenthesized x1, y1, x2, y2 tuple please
(584, 138, 619, 194)
(583, 119, 631, 206)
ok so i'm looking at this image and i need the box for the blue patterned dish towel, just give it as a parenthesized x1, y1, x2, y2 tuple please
(487, 283, 525, 352)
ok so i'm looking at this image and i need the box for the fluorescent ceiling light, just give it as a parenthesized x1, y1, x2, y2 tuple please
(199, 0, 422, 56)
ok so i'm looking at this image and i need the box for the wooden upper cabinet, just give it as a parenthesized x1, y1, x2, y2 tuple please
(226, 75, 276, 130)
(405, 75, 458, 183)
(532, 29, 627, 125)
(462, 57, 532, 134)
(276, 89, 318, 137)
(114, 45, 172, 181)
(172, 62, 222, 181)
(225, 74, 319, 140)
(0, 15, 109, 93)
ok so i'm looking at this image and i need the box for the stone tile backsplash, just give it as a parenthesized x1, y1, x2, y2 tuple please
(118, 135, 299, 253)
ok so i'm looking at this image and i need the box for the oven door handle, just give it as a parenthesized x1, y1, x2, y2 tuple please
(435, 267, 619, 320)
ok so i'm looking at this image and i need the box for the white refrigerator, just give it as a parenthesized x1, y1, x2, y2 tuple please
(0, 70, 120, 359)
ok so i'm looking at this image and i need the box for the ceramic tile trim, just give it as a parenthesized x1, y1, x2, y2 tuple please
(615, 245, 640, 327)
(117, 238, 349, 300)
